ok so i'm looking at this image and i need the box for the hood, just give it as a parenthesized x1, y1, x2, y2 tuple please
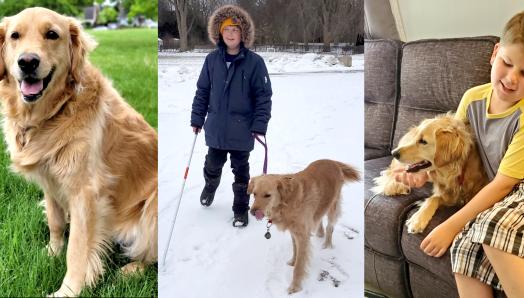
(208, 5, 255, 48)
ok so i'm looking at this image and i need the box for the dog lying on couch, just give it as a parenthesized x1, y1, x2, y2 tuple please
(372, 114, 488, 233)
(248, 159, 360, 294)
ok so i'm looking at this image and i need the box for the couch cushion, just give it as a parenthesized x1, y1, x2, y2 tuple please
(408, 263, 458, 298)
(365, 156, 432, 257)
(365, 39, 403, 159)
(365, 248, 411, 298)
(401, 206, 459, 290)
(393, 36, 498, 147)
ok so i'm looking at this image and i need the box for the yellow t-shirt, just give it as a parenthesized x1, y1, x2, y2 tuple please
(456, 83, 524, 180)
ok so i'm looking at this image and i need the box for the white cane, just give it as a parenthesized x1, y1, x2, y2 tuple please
(161, 132, 199, 268)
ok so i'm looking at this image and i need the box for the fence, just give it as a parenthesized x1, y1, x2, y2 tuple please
(159, 39, 363, 55)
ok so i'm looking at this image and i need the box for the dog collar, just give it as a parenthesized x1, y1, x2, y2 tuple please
(458, 166, 466, 186)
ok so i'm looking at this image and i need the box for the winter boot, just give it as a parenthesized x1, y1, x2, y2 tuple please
(200, 176, 221, 207)
(232, 210, 249, 227)
(232, 182, 250, 227)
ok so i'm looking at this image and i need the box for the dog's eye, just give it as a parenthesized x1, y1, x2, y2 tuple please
(264, 194, 271, 198)
(10, 32, 19, 40)
(418, 139, 427, 145)
(45, 30, 59, 40)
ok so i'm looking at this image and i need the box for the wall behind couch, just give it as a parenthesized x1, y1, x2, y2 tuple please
(390, 0, 524, 41)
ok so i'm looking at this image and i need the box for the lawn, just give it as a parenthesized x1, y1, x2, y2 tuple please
(0, 28, 158, 297)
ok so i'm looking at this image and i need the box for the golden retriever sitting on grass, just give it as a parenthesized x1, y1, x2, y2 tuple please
(248, 159, 360, 294)
(0, 8, 157, 297)
(372, 114, 488, 233)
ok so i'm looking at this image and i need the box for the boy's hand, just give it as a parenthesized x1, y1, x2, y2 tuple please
(392, 167, 428, 188)
(192, 126, 201, 133)
(420, 222, 458, 257)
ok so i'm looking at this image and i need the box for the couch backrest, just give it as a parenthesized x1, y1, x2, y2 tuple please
(392, 36, 498, 147)
(364, 39, 403, 160)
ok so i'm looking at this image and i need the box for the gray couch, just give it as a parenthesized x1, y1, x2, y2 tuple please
(364, 37, 506, 298)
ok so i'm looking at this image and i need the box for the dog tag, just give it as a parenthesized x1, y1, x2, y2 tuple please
(265, 231, 271, 239)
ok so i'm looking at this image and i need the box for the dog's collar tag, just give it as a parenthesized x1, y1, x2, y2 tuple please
(265, 231, 271, 239)
(265, 220, 272, 239)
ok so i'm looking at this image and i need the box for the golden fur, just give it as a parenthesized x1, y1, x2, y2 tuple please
(248, 159, 360, 294)
(372, 114, 488, 233)
(0, 8, 157, 296)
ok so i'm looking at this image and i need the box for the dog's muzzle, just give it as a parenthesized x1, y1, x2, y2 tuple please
(17, 53, 55, 103)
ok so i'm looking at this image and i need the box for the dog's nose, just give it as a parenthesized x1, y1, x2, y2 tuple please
(391, 149, 400, 159)
(18, 53, 40, 74)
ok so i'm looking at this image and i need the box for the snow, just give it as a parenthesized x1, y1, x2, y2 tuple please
(158, 51, 363, 83)
(158, 51, 364, 298)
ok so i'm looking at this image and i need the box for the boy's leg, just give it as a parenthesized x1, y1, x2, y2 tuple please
(454, 273, 493, 298)
(230, 150, 250, 226)
(451, 218, 501, 297)
(200, 147, 228, 206)
(483, 244, 524, 297)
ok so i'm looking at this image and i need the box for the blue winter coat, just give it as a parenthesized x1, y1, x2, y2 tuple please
(191, 44, 272, 151)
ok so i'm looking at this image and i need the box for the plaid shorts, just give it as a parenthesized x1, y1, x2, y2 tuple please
(450, 182, 524, 290)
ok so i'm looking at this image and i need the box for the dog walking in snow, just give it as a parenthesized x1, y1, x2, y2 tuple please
(248, 159, 360, 294)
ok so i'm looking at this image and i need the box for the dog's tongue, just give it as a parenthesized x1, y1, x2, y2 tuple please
(21, 79, 43, 96)
(406, 160, 432, 173)
(254, 210, 264, 220)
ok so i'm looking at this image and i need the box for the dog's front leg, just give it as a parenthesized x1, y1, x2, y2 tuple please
(406, 196, 441, 233)
(287, 234, 297, 266)
(287, 232, 310, 294)
(45, 193, 66, 256)
(49, 189, 107, 297)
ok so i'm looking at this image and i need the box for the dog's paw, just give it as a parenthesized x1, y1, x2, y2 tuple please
(372, 174, 411, 196)
(406, 215, 427, 234)
(287, 283, 302, 294)
(47, 287, 76, 298)
(121, 261, 145, 275)
(322, 241, 333, 249)
(383, 181, 410, 196)
(46, 239, 64, 257)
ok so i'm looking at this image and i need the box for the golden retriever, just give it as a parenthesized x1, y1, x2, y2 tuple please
(248, 159, 360, 294)
(371, 114, 488, 233)
(0, 8, 157, 296)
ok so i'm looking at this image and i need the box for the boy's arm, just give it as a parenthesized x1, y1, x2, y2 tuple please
(250, 57, 272, 135)
(421, 173, 521, 257)
(191, 56, 211, 128)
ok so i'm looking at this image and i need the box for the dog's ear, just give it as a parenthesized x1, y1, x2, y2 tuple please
(247, 177, 257, 194)
(68, 17, 97, 83)
(434, 127, 467, 167)
(0, 17, 9, 81)
(276, 176, 295, 203)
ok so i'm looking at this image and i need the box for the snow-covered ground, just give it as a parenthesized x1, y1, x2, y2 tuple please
(158, 51, 364, 298)
(159, 51, 363, 83)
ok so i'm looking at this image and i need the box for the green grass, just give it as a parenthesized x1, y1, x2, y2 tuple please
(0, 28, 157, 297)
(89, 28, 158, 128)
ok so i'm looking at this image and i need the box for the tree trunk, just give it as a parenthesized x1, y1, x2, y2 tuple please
(321, 2, 331, 52)
(174, 0, 189, 51)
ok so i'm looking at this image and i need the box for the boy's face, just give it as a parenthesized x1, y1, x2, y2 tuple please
(490, 43, 524, 106)
(222, 25, 241, 50)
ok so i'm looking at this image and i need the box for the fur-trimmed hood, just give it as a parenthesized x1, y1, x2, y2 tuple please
(208, 5, 255, 48)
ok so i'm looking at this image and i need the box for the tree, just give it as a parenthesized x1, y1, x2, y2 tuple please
(292, 0, 317, 48)
(125, 0, 158, 20)
(0, 0, 93, 18)
(171, 0, 190, 51)
(98, 7, 118, 25)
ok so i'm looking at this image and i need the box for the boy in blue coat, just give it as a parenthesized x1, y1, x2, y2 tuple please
(191, 5, 272, 227)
